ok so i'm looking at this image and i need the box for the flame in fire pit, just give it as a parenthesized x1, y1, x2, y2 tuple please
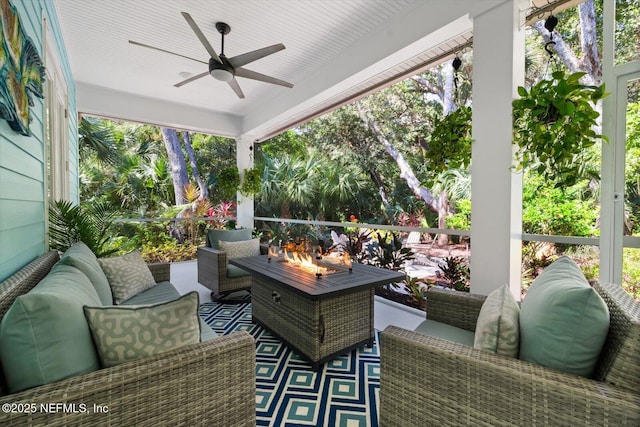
(282, 249, 333, 275)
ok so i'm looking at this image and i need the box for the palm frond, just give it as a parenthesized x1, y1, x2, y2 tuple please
(49, 200, 118, 256)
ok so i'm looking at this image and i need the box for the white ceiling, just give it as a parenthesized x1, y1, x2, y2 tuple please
(53, 0, 578, 140)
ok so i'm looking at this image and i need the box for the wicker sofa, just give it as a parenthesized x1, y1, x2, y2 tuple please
(380, 283, 640, 426)
(0, 251, 256, 427)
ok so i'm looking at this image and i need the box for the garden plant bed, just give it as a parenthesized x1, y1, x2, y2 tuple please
(376, 243, 470, 312)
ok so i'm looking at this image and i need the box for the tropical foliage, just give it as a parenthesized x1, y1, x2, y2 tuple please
(49, 200, 118, 257)
(74, 0, 639, 299)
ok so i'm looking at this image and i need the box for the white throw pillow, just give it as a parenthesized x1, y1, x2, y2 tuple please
(473, 284, 520, 358)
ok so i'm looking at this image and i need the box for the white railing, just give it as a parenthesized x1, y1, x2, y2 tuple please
(253, 216, 470, 237)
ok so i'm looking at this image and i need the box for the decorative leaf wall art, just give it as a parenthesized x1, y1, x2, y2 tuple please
(0, 0, 45, 136)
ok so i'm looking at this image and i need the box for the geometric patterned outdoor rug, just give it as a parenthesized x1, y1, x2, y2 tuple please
(199, 301, 380, 426)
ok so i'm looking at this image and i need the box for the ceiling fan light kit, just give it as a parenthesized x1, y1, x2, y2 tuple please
(209, 59, 234, 81)
(129, 12, 293, 99)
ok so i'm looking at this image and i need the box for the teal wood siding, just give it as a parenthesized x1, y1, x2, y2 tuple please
(0, 0, 77, 281)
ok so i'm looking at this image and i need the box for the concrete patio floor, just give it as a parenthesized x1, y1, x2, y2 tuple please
(169, 260, 425, 332)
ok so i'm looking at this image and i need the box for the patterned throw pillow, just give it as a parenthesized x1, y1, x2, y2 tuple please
(473, 284, 520, 358)
(83, 292, 201, 367)
(219, 238, 260, 259)
(98, 250, 157, 304)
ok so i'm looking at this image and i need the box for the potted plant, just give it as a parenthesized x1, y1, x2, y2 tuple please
(512, 71, 608, 187)
(217, 166, 240, 200)
(240, 166, 263, 197)
(423, 105, 473, 178)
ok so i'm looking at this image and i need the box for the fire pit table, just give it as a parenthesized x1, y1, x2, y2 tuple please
(229, 254, 404, 370)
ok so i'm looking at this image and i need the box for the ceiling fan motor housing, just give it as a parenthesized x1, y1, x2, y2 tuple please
(209, 57, 235, 81)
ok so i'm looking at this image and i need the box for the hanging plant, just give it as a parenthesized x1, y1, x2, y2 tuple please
(240, 167, 263, 197)
(217, 166, 240, 200)
(512, 71, 608, 187)
(424, 106, 473, 176)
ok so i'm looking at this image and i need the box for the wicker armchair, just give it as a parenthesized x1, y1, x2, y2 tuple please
(197, 246, 253, 301)
(0, 252, 256, 427)
(380, 284, 640, 426)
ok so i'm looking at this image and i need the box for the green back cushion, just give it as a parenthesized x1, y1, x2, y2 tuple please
(84, 292, 201, 367)
(0, 263, 102, 393)
(207, 228, 252, 249)
(473, 284, 520, 358)
(60, 241, 113, 305)
(98, 250, 157, 304)
(519, 256, 609, 377)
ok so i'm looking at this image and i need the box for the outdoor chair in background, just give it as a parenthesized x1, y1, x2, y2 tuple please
(197, 228, 256, 302)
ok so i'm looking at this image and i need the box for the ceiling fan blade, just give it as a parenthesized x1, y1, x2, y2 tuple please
(181, 12, 221, 62)
(129, 40, 207, 64)
(227, 44, 285, 68)
(174, 71, 210, 87)
(235, 68, 294, 88)
(227, 78, 245, 99)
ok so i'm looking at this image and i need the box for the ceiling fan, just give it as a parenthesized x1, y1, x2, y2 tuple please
(129, 12, 293, 99)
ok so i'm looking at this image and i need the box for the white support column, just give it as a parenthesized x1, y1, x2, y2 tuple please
(599, 0, 622, 284)
(470, 0, 526, 297)
(236, 134, 255, 230)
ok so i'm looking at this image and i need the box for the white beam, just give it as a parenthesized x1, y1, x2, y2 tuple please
(470, 0, 526, 297)
(76, 82, 242, 137)
(241, 1, 503, 140)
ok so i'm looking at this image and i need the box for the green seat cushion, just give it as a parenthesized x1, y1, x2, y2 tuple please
(121, 281, 180, 305)
(199, 318, 218, 341)
(474, 284, 520, 357)
(123, 282, 217, 341)
(414, 319, 475, 347)
(227, 264, 252, 278)
(0, 263, 102, 393)
(207, 228, 252, 249)
(519, 256, 609, 377)
(60, 241, 113, 305)
(84, 292, 201, 367)
(98, 250, 157, 304)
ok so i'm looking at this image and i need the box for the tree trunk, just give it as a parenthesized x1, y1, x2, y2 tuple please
(368, 169, 391, 210)
(182, 131, 208, 200)
(161, 128, 189, 205)
(442, 63, 455, 116)
(436, 190, 450, 246)
(356, 105, 439, 213)
(532, 0, 600, 85)
(577, 0, 601, 84)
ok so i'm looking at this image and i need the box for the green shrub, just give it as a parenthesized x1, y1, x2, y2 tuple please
(141, 240, 197, 263)
(522, 178, 598, 237)
(623, 249, 640, 300)
(445, 199, 471, 230)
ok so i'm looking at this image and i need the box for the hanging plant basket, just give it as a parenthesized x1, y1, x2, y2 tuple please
(217, 166, 240, 200)
(240, 167, 263, 197)
(424, 106, 473, 177)
(512, 71, 608, 187)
